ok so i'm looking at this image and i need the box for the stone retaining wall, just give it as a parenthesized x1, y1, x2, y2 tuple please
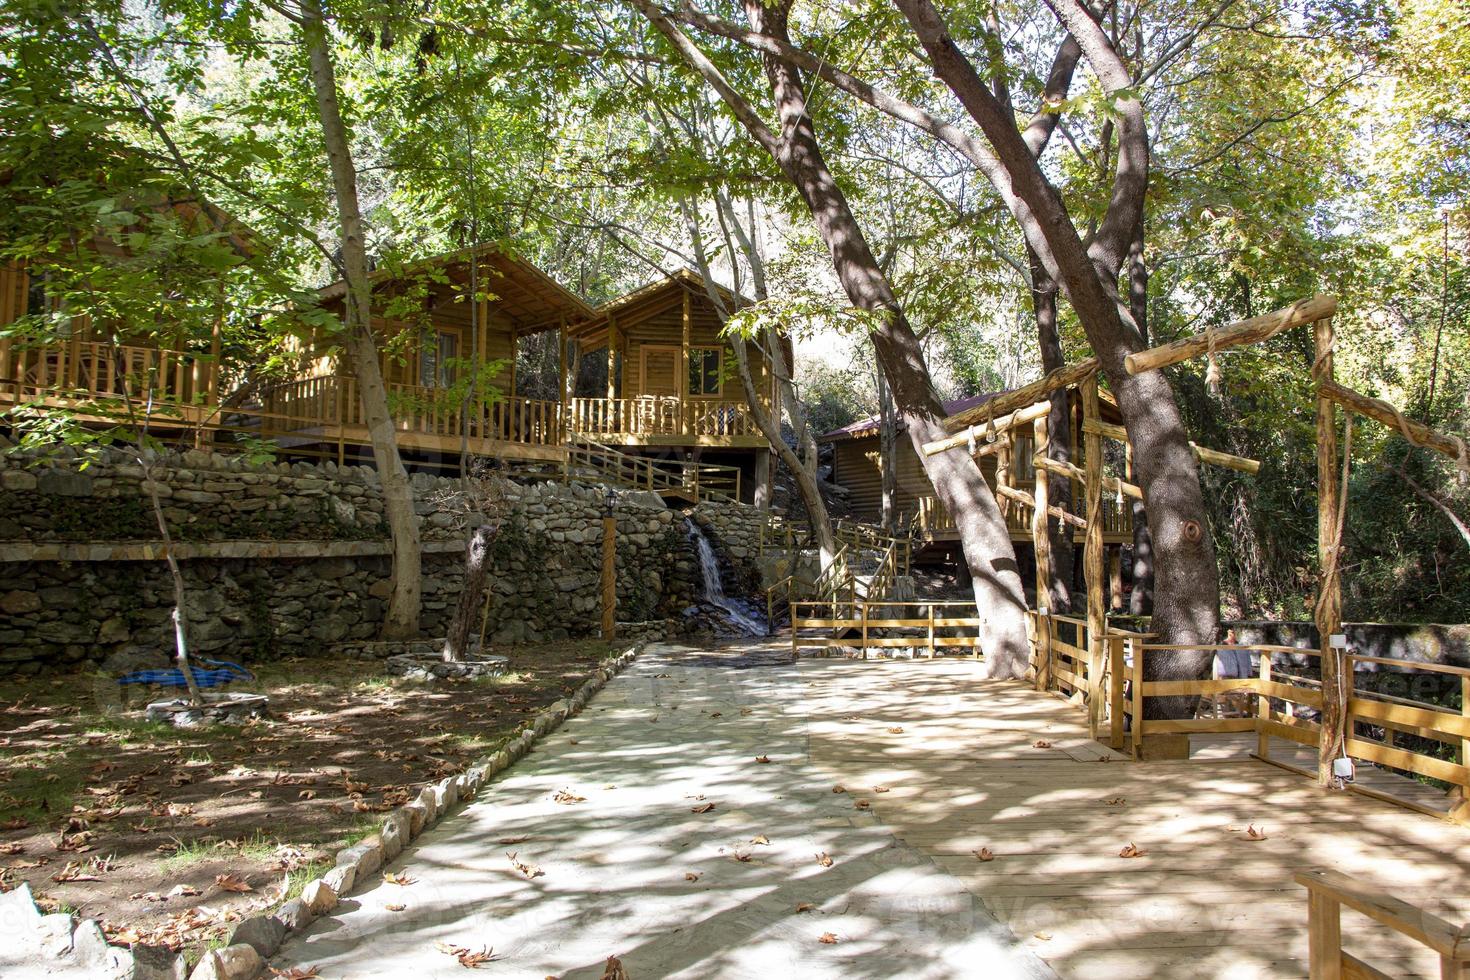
(0, 445, 764, 674)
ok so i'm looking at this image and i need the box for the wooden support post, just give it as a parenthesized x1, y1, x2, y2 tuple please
(1110, 635, 1126, 750)
(927, 602, 936, 659)
(601, 515, 617, 640)
(995, 431, 1012, 519)
(557, 314, 567, 408)
(860, 600, 869, 661)
(1082, 376, 1106, 739)
(1258, 653, 1273, 761)
(606, 315, 618, 402)
(1131, 642, 1145, 758)
(1306, 889, 1343, 980)
(680, 288, 692, 436)
(1032, 414, 1053, 692)
(1316, 316, 1346, 787)
(1456, 674, 1470, 824)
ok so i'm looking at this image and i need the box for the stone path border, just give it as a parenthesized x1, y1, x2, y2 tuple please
(0, 644, 643, 980)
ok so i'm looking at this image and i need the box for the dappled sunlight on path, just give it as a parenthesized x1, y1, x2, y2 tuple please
(271, 642, 1051, 979)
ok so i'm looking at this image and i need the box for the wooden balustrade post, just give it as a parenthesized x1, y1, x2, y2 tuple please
(1032, 415, 1053, 692)
(928, 602, 936, 659)
(1307, 888, 1343, 980)
(1131, 643, 1145, 757)
(860, 600, 869, 661)
(1258, 653, 1273, 761)
(1459, 674, 1470, 823)
(1110, 635, 1126, 749)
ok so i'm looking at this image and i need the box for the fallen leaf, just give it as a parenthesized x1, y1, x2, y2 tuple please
(383, 871, 417, 886)
(496, 836, 531, 845)
(1243, 825, 1269, 841)
(795, 902, 816, 913)
(51, 862, 101, 882)
(601, 955, 629, 980)
(214, 873, 253, 892)
(1118, 843, 1147, 859)
(732, 849, 752, 863)
(815, 852, 833, 868)
(887, 726, 904, 734)
(684, 871, 701, 882)
(436, 942, 498, 968)
(298, 790, 316, 800)
(384, 902, 406, 912)
(2, 818, 28, 831)
(853, 799, 870, 810)
(754, 755, 771, 764)
(873, 785, 890, 794)
(831, 785, 845, 794)
(1033, 740, 1053, 749)
(974, 848, 995, 862)
(690, 802, 715, 814)
(507, 852, 544, 880)
(553, 789, 586, 805)
(168, 884, 201, 898)
(0, 842, 23, 855)
(1103, 796, 1126, 806)
(1033, 932, 1053, 941)
(270, 967, 322, 978)
(818, 932, 838, 944)
(750, 835, 769, 845)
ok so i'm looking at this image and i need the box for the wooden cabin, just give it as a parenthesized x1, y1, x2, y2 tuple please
(0, 199, 248, 428)
(258, 245, 595, 467)
(820, 388, 1135, 554)
(565, 269, 782, 502)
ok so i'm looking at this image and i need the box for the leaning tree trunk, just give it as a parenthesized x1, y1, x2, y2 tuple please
(443, 523, 499, 662)
(302, 0, 423, 639)
(1127, 216, 1154, 615)
(746, 0, 1030, 676)
(877, 366, 899, 531)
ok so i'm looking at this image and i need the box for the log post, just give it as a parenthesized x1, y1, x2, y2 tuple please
(1082, 376, 1106, 739)
(601, 514, 617, 639)
(1032, 414, 1053, 692)
(681, 288, 692, 436)
(1110, 635, 1126, 750)
(1315, 316, 1346, 787)
(443, 523, 499, 662)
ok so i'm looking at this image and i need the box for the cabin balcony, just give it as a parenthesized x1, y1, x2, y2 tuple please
(568, 395, 767, 447)
(0, 339, 218, 423)
(908, 492, 1135, 544)
(258, 374, 567, 462)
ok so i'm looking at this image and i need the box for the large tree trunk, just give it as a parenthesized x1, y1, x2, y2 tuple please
(302, 1, 422, 639)
(443, 523, 498, 662)
(877, 365, 899, 531)
(895, 0, 1219, 701)
(1127, 216, 1154, 615)
(745, 0, 1030, 676)
(1028, 246, 1075, 613)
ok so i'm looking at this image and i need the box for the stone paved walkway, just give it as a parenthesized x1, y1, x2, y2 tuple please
(271, 641, 1052, 979)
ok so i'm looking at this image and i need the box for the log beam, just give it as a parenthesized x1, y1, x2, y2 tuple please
(1123, 294, 1338, 376)
(944, 361, 1096, 432)
(923, 400, 1052, 456)
(996, 483, 1089, 529)
(1319, 380, 1469, 462)
(1033, 455, 1144, 500)
(1081, 418, 1262, 474)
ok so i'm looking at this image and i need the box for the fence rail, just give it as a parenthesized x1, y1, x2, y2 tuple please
(0, 340, 214, 411)
(568, 396, 760, 439)
(563, 440, 740, 502)
(790, 598, 986, 657)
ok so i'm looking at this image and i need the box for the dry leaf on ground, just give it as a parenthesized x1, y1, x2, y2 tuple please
(269, 967, 322, 979)
(383, 871, 416, 886)
(507, 852, 544, 879)
(873, 785, 890, 793)
(1243, 825, 1269, 841)
(974, 848, 995, 862)
(1118, 843, 1147, 858)
(684, 871, 701, 882)
(601, 954, 630, 980)
(436, 942, 497, 968)
(887, 726, 904, 734)
(754, 755, 771, 764)
(818, 932, 839, 944)
(1033, 740, 1053, 749)
(384, 902, 406, 912)
(795, 902, 816, 913)
(853, 799, 870, 810)
(1103, 796, 1126, 806)
(831, 785, 845, 794)
(750, 835, 769, 845)
(214, 873, 253, 892)
(815, 852, 833, 868)
(690, 802, 715, 814)
(553, 789, 586, 805)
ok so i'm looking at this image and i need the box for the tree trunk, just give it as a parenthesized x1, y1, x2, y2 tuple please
(301, 0, 422, 639)
(1127, 215, 1154, 615)
(1028, 246, 1075, 613)
(745, 0, 1030, 677)
(877, 365, 899, 531)
(895, 0, 1219, 698)
(443, 523, 498, 662)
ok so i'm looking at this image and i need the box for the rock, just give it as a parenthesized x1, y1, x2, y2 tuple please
(0, 469, 37, 491)
(273, 898, 314, 932)
(403, 800, 429, 837)
(228, 914, 286, 957)
(131, 943, 188, 980)
(301, 878, 338, 915)
(37, 468, 92, 496)
(343, 836, 384, 878)
(0, 882, 42, 931)
(380, 811, 408, 861)
(189, 943, 261, 980)
(0, 590, 42, 615)
(322, 864, 354, 896)
(416, 785, 439, 826)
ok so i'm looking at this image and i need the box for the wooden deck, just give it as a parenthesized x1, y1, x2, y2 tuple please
(801, 657, 1470, 979)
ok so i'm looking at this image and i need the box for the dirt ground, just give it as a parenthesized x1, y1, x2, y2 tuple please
(0, 639, 617, 960)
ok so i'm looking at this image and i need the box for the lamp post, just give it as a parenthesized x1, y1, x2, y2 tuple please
(601, 487, 617, 640)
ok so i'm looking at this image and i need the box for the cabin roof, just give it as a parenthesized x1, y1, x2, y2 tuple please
(819, 387, 1122, 443)
(317, 243, 595, 333)
(567, 268, 747, 347)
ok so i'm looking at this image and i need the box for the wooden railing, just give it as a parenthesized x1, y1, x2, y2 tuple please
(1298, 869, 1470, 979)
(569, 396, 761, 439)
(790, 598, 986, 657)
(260, 374, 567, 449)
(0, 340, 213, 409)
(911, 492, 1132, 541)
(564, 440, 741, 502)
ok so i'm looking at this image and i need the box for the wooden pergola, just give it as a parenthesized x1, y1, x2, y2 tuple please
(929, 293, 1470, 788)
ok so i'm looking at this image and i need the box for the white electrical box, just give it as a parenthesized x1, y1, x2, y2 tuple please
(1330, 633, 1348, 650)
(1333, 757, 1355, 781)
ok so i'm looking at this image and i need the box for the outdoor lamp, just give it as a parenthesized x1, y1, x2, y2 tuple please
(603, 486, 617, 518)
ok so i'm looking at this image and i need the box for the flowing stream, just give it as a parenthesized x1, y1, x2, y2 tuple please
(685, 519, 767, 636)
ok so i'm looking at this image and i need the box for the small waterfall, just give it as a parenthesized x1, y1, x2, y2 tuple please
(685, 519, 767, 636)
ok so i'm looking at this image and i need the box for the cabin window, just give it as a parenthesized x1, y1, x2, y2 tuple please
(419, 330, 459, 388)
(688, 347, 721, 396)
